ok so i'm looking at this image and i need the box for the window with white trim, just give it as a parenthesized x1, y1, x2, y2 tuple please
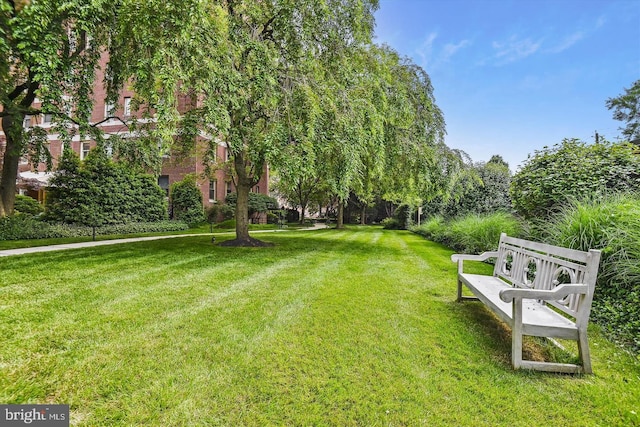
(81, 142, 91, 160)
(104, 102, 115, 119)
(209, 180, 217, 202)
(123, 97, 131, 117)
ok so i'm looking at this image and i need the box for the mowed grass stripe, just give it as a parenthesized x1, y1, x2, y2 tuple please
(0, 231, 353, 403)
(0, 228, 638, 426)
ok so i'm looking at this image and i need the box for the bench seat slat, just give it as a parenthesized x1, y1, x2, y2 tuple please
(459, 273, 579, 339)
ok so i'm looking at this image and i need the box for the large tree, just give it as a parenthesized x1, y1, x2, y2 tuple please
(274, 44, 449, 228)
(606, 79, 640, 142)
(188, 0, 378, 244)
(0, 0, 213, 217)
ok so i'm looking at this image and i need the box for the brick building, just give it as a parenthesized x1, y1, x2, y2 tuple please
(0, 54, 269, 215)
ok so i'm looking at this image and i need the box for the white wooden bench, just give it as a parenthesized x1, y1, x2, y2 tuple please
(451, 233, 601, 374)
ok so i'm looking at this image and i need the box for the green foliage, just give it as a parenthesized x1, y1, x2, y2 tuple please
(511, 139, 640, 219)
(1, 0, 218, 216)
(429, 155, 512, 218)
(0, 216, 187, 241)
(381, 217, 401, 230)
(170, 175, 204, 226)
(411, 216, 445, 241)
(205, 203, 235, 224)
(46, 147, 167, 226)
(606, 79, 640, 141)
(13, 195, 43, 216)
(542, 193, 640, 352)
(214, 219, 236, 230)
(393, 203, 415, 230)
(225, 192, 278, 215)
(412, 212, 524, 254)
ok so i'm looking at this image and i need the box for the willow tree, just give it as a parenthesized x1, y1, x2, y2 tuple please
(191, 0, 378, 245)
(377, 52, 448, 208)
(274, 43, 449, 228)
(0, 0, 217, 217)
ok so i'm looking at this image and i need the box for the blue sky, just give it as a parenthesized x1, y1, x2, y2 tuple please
(374, 0, 640, 171)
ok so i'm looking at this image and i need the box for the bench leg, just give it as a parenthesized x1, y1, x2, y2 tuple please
(457, 278, 463, 302)
(578, 329, 592, 374)
(512, 298, 523, 369)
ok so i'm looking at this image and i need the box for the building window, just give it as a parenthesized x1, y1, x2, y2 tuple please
(123, 97, 131, 117)
(254, 186, 260, 194)
(42, 113, 53, 124)
(104, 102, 115, 119)
(158, 175, 170, 197)
(23, 115, 32, 128)
(81, 142, 91, 160)
(225, 148, 230, 162)
(226, 182, 232, 195)
(208, 180, 217, 202)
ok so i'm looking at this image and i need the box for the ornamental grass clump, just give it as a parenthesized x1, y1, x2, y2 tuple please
(544, 193, 640, 352)
(446, 212, 523, 254)
(412, 212, 523, 254)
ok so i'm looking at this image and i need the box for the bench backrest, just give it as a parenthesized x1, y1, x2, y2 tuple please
(493, 233, 601, 326)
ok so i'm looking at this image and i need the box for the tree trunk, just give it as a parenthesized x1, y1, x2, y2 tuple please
(0, 115, 20, 217)
(299, 205, 306, 225)
(337, 201, 344, 229)
(235, 180, 251, 241)
(360, 204, 366, 225)
(220, 150, 272, 247)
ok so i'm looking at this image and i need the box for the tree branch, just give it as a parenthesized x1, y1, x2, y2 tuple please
(8, 82, 29, 101)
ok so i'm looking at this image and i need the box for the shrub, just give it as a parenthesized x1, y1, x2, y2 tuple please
(0, 216, 61, 240)
(511, 139, 640, 219)
(206, 203, 235, 224)
(381, 217, 400, 229)
(542, 193, 640, 352)
(14, 195, 44, 216)
(225, 192, 279, 216)
(0, 217, 188, 241)
(170, 175, 205, 226)
(410, 216, 444, 241)
(214, 219, 236, 229)
(393, 204, 414, 230)
(46, 147, 167, 225)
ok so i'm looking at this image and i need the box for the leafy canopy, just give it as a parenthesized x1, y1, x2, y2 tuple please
(606, 79, 640, 141)
(510, 138, 640, 219)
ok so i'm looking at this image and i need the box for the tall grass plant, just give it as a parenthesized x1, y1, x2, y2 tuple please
(543, 193, 640, 351)
(412, 212, 523, 254)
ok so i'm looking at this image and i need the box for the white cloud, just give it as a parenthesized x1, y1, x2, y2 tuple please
(491, 36, 542, 65)
(415, 32, 438, 68)
(441, 39, 471, 62)
(415, 33, 471, 71)
(547, 31, 585, 53)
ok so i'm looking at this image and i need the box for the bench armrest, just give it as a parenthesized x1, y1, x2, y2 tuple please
(451, 251, 498, 263)
(499, 283, 589, 303)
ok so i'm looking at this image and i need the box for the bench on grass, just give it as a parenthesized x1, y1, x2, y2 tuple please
(451, 233, 601, 374)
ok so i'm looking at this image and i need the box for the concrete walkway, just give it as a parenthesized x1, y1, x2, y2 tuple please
(0, 223, 328, 258)
(0, 234, 203, 257)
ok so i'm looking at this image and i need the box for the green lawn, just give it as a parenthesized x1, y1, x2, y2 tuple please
(1, 227, 638, 426)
